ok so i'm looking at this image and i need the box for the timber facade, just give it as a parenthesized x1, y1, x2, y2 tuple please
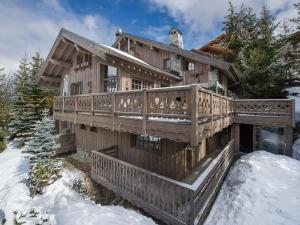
(38, 28, 296, 225)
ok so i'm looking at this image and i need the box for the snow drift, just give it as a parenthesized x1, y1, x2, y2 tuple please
(0, 143, 156, 225)
(205, 151, 300, 225)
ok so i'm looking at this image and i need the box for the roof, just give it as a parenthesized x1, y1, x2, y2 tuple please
(38, 28, 181, 86)
(113, 32, 240, 82)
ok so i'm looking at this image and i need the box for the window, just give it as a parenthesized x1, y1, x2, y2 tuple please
(132, 79, 142, 90)
(132, 134, 161, 152)
(187, 62, 195, 71)
(131, 79, 154, 90)
(76, 53, 91, 67)
(71, 82, 82, 95)
(163, 58, 171, 70)
(104, 65, 118, 92)
(90, 126, 97, 132)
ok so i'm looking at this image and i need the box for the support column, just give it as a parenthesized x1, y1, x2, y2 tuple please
(284, 127, 293, 156)
(232, 124, 240, 153)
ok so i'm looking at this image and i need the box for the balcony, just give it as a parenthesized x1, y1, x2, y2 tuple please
(53, 85, 295, 146)
(91, 140, 234, 225)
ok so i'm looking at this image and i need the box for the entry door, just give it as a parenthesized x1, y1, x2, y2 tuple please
(240, 124, 254, 153)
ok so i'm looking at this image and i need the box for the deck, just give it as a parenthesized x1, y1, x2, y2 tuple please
(91, 140, 234, 225)
(53, 85, 295, 146)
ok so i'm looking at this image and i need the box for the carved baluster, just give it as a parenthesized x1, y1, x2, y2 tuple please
(90, 94, 93, 126)
(74, 96, 77, 123)
(191, 85, 199, 146)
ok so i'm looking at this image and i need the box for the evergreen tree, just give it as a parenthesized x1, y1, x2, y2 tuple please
(290, 3, 300, 30)
(224, 3, 297, 98)
(223, 3, 256, 65)
(26, 115, 61, 195)
(10, 52, 48, 145)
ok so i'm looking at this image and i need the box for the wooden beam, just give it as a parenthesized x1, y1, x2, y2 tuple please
(50, 59, 72, 68)
(56, 42, 69, 59)
(74, 44, 80, 52)
(64, 46, 75, 61)
(40, 75, 61, 84)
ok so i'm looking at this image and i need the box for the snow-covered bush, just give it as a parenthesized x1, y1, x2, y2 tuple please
(13, 207, 56, 225)
(30, 160, 62, 195)
(25, 115, 62, 195)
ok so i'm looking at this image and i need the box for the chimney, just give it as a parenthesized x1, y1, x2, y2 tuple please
(169, 28, 184, 48)
(115, 28, 123, 38)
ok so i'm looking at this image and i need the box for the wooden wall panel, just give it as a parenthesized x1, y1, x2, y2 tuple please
(73, 124, 189, 180)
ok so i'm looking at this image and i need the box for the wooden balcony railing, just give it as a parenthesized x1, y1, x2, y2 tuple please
(91, 139, 234, 225)
(53, 85, 295, 145)
(233, 99, 295, 127)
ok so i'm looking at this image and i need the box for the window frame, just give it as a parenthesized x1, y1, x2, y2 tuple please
(71, 82, 83, 95)
(187, 62, 195, 71)
(132, 134, 162, 153)
(104, 65, 118, 92)
(131, 79, 154, 90)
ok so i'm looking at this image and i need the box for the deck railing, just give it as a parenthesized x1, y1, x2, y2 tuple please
(54, 85, 295, 145)
(91, 140, 234, 225)
(54, 85, 236, 145)
(233, 99, 295, 127)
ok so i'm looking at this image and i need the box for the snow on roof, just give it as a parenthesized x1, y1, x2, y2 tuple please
(101, 44, 150, 66)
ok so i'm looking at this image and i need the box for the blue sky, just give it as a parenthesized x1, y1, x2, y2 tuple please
(0, 0, 297, 72)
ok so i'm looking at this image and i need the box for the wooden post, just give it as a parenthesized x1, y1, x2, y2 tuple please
(232, 124, 240, 153)
(74, 96, 77, 123)
(284, 126, 293, 156)
(112, 93, 116, 130)
(210, 93, 213, 136)
(142, 89, 147, 136)
(62, 97, 65, 122)
(90, 94, 94, 127)
(191, 85, 199, 146)
(291, 99, 296, 128)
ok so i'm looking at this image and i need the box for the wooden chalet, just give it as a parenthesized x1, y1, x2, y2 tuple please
(38, 28, 295, 225)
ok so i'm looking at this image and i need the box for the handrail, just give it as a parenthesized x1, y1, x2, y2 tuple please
(91, 139, 234, 225)
(53, 84, 295, 145)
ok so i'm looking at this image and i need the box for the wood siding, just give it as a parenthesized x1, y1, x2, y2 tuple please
(74, 124, 189, 180)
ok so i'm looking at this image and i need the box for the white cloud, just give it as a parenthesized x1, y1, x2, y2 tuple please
(0, 0, 118, 73)
(146, 0, 298, 48)
(144, 25, 171, 43)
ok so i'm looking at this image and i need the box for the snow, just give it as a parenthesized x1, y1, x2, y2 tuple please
(101, 44, 150, 66)
(292, 138, 300, 160)
(288, 95, 300, 122)
(205, 151, 300, 225)
(0, 143, 156, 225)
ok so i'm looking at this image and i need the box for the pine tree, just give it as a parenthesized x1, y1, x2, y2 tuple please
(26, 115, 61, 195)
(224, 3, 296, 98)
(10, 52, 48, 145)
(223, 3, 256, 65)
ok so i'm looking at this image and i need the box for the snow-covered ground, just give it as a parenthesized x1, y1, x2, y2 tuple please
(0, 143, 156, 225)
(205, 151, 300, 225)
(2, 143, 300, 225)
